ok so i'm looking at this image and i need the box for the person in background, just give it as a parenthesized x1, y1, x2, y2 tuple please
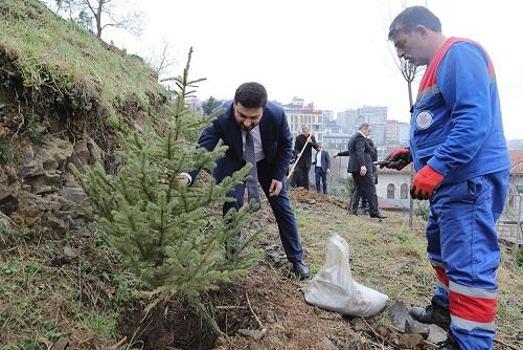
(385, 6, 510, 349)
(313, 143, 331, 194)
(293, 126, 318, 190)
(355, 137, 378, 214)
(334, 123, 386, 219)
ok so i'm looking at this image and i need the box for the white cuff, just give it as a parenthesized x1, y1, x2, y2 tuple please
(180, 172, 192, 184)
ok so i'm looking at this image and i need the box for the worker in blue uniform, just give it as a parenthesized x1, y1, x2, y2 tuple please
(385, 6, 511, 350)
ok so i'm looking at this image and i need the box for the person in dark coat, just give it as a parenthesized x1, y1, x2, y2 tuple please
(312, 143, 331, 194)
(179, 82, 310, 279)
(293, 126, 318, 190)
(357, 137, 378, 213)
(334, 123, 386, 219)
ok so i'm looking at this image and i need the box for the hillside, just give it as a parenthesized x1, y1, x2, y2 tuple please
(0, 1, 522, 350)
(0, 0, 170, 348)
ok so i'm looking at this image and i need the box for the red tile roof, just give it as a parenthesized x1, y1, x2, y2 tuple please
(509, 150, 523, 174)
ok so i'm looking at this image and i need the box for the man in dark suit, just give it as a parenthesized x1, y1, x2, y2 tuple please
(335, 123, 386, 219)
(312, 143, 331, 194)
(356, 137, 378, 214)
(180, 82, 309, 279)
(293, 126, 318, 190)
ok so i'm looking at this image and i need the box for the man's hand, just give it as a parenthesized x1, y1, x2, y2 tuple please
(178, 173, 191, 187)
(269, 179, 283, 197)
(326, 169, 330, 174)
(382, 147, 412, 170)
(360, 165, 367, 176)
(410, 165, 444, 200)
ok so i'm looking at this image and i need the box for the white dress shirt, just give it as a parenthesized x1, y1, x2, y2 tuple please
(315, 151, 322, 168)
(182, 125, 265, 183)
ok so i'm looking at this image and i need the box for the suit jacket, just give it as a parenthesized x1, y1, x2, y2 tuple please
(313, 150, 331, 172)
(366, 138, 379, 184)
(337, 132, 373, 173)
(294, 133, 318, 168)
(188, 101, 293, 183)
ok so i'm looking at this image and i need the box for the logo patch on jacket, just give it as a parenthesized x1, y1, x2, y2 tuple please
(415, 110, 433, 130)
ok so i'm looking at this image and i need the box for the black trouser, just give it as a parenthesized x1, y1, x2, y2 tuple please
(223, 159, 304, 262)
(350, 172, 379, 216)
(350, 186, 366, 212)
(295, 164, 311, 190)
(315, 167, 328, 194)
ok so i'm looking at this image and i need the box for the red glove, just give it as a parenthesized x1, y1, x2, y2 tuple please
(382, 147, 412, 170)
(411, 165, 444, 200)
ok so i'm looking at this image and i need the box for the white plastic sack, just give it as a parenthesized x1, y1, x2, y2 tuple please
(304, 234, 388, 317)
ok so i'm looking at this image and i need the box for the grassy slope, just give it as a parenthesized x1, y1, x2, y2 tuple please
(0, 0, 166, 126)
(0, 224, 142, 349)
(0, 1, 166, 348)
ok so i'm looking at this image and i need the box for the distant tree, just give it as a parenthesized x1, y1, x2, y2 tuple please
(52, 0, 142, 39)
(146, 41, 177, 81)
(201, 96, 223, 116)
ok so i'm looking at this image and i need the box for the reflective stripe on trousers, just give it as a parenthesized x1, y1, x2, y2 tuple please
(425, 170, 509, 350)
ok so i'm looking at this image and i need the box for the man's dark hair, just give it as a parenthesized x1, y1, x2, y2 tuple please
(234, 82, 268, 108)
(388, 6, 441, 40)
(359, 123, 370, 131)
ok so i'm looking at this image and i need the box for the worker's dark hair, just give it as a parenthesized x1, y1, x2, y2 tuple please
(358, 123, 370, 130)
(388, 6, 442, 40)
(234, 82, 268, 108)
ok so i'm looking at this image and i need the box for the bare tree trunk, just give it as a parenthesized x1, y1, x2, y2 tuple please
(407, 80, 415, 229)
(95, 0, 103, 38)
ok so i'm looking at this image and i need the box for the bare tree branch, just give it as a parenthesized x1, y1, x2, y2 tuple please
(49, 0, 141, 39)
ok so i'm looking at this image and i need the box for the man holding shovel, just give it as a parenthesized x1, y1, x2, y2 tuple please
(292, 126, 318, 190)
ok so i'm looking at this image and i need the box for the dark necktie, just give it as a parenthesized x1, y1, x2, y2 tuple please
(244, 131, 260, 205)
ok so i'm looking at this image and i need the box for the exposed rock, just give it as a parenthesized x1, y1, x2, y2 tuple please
(3, 165, 18, 185)
(0, 192, 18, 215)
(35, 136, 73, 171)
(33, 185, 54, 195)
(25, 170, 63, 194)
(405, 315, 430, 336)
(72, 136, 104, 169)
(17, 193, 41, 225)
(2, 165, 17, 184)
(397, 333, 424, 349)
(388, 300, 409, 331)
(46, 215, 68, 233)
(427, 324, 447, 344)
(19, 143, 42, 179)
(58, 175, 86, 205)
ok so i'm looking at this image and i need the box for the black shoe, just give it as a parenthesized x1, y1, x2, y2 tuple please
(437, 332, 459, 350)
(370, 212, 387, 219)
(409, 297, 451, 330)
(348, 209, 358, 215)
(292, 261, 310, 280)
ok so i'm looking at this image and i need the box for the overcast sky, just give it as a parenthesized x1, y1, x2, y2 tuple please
(103, 0, 522, 140)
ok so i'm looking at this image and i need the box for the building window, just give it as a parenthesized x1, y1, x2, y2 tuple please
(387, 184, 395, 199)
(400, 183, 408, 199)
